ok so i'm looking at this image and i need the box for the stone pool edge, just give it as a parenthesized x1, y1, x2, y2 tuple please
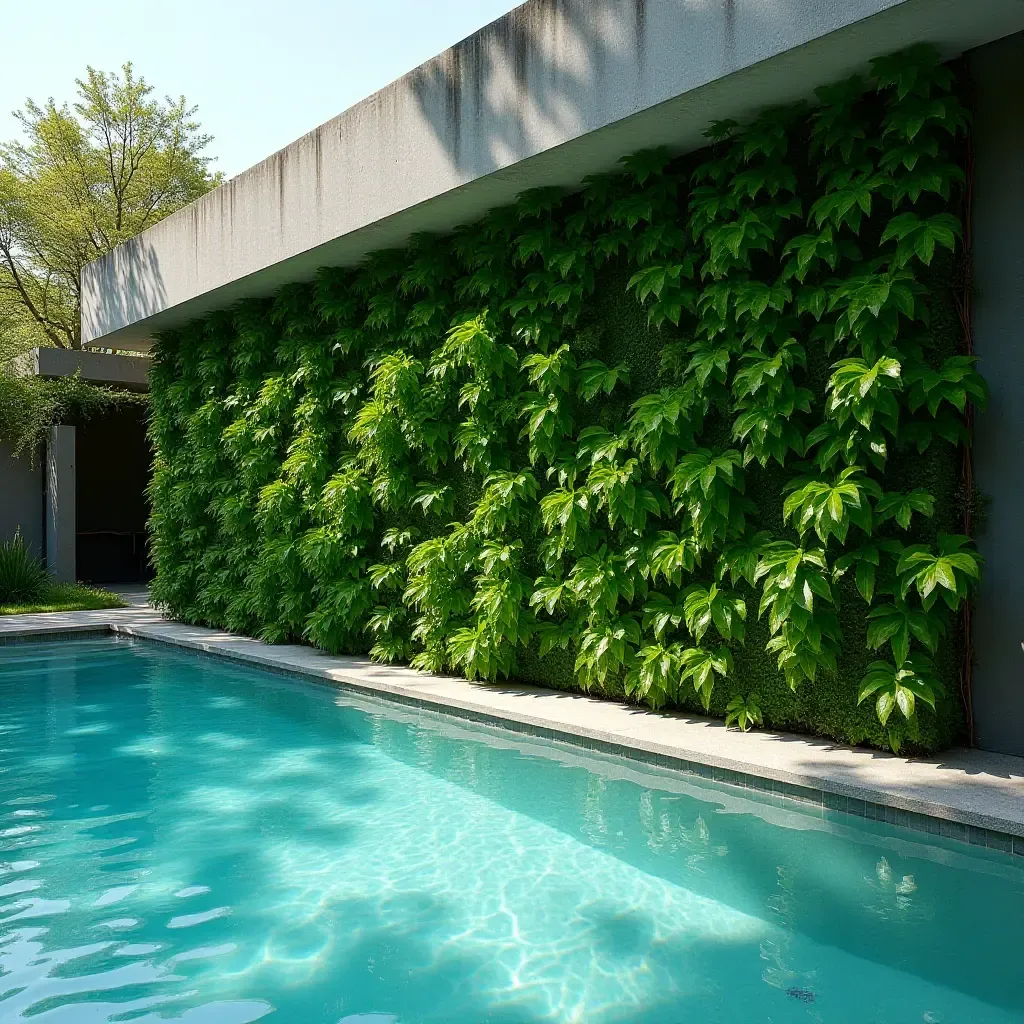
(2, 609, 1023, 855)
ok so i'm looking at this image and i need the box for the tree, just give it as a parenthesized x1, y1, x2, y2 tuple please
(0, 64, 220, 351)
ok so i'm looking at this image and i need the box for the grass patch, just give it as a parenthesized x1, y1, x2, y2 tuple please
(0, 582, 128, 615)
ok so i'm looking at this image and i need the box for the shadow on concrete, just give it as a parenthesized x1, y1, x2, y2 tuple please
(81, 231, 167, 350)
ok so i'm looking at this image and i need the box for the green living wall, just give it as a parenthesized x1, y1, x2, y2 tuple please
(150, 47, 986, 753)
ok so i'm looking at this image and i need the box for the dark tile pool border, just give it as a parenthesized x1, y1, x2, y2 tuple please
(0, 627, 112, 645)
(4, 623, 1023, 858)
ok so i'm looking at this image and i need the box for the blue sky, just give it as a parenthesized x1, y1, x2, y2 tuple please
(1, 0, 522, 178)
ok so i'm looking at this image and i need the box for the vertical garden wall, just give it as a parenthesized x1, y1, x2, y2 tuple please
(149, 47, 985, 753)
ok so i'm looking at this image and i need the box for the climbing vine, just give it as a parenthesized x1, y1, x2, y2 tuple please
(149, 46, 984, 753)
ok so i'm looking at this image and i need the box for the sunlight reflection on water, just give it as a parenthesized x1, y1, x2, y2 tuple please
(0, 638, 1021, 1023)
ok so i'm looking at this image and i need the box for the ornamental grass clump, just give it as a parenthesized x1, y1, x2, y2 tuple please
(0, 533, 49, 603)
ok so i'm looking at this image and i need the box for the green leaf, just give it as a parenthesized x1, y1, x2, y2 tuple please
(679, 645, 733, 710)
(725, 693, 762, 731)
(880, 213, 961, 267)
(896, 535, 982, 611)
(682, 583, 746, 643)
(875, 489, 935, 530)
(578, 359, 630, 401)
(857, 656, 942, 728)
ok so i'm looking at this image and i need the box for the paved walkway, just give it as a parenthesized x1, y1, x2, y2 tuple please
(2, 605, 1022, 842)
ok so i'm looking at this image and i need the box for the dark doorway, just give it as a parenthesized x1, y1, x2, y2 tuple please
(76, 406, 152, 583)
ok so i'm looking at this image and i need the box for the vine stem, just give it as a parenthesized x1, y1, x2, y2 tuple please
(954, 116, 975, 747)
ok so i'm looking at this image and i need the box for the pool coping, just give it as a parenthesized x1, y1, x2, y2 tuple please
(2, 606, 1023, 855)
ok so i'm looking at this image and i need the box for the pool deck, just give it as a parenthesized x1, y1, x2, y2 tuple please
(2, 603, 1022, 850)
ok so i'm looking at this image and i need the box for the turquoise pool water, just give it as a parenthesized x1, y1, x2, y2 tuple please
(0, 638, 1021, 1023)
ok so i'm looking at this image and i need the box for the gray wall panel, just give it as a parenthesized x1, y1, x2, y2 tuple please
(968, 32, 1024, 755)
(0, 441, 43, 558)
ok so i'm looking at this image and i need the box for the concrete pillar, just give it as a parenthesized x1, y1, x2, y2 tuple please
(968, 32, 1024, 756)
(45, 425, 76, 583)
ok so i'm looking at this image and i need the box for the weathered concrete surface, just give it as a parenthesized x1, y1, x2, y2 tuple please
(44, 426, 75, 583)
(968, 31, 1024, 757)
(14, 347, 151, 390)
(81, 0, 1024, 349)
(0, 440, 42, 554)
(1, 607, 1022, 843)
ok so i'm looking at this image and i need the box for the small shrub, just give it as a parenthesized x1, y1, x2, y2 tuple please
(0, 533, 49, 603)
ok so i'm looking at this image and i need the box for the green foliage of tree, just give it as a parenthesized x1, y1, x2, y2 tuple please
(0, 63, 219, 351)
(147, 46, 984, 754)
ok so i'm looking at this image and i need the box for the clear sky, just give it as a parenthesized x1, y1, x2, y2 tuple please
(1, 0, 523, 179)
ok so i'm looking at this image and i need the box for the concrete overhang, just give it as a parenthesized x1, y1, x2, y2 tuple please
(14, 347, 151, 392)
(81, 0, 1024, 351)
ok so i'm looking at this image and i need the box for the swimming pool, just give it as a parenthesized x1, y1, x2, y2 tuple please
(0, 637, 1020, 1023)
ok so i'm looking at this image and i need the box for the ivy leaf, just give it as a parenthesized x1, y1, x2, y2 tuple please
(755, 541, 835, 626)
(878, 136, 938, 173)
(731, 280, 792, 322)
(686, 340, 734, 389)
(627, 262, 687, 302)
(880, 213, 960, 267)
(826, 356, 902, 433)
(866, 599, 944, 667)
(670, 448, 748, 550)
(725, 693, 763, 731)
(783, 466, 881, 546)
(625, 642, 681, 709)
(576, 426, 626, 465)
(642, 593, 686, 641)
(718, 530, 771, 588)
(905, 356, 989, 417)
(782, 226, 838, 281)
(648, 530, 701, 587)
(810, 172, 885, 233)
(875, 489, 935, 530)
(536, 618, 581, 657)
(539, 487, 590, 556)
(610, 193, 655, 228)
(833, 539, 901, 604)
(858, 657, 942, 733)
(514, 186, 564, 219)
(530, 574, 570, 616)
(628, 387, 697, 473)
(882, 96, 967, 142)
(885, 161, 963, 205)
(679, 645, 733, 711)
(732, 338, 806, 400)
(574, 615, 641, 689)
(896, 534, 982, 611)
(619, 147, 673, 184)
(731, 163, 797, 201)
(368, 562, 406, 592)
(682, 583, 746, 643)
(578, 359, 630, 401)
(521, 345, 576, 393)
(871, 44, 953, 100)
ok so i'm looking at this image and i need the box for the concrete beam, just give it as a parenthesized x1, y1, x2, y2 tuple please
(15, 348, 151, 392)
(82, 0, 1024, 350)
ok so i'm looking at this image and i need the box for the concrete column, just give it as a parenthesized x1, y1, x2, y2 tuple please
(968, 32, 1024, 756)
(45, 425, 76, 583)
